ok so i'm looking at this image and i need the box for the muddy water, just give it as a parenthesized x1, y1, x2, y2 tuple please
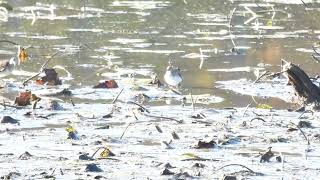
(1, 0, 320, 108)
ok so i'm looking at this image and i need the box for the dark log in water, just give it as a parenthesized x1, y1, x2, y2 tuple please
(283, 62, 320, 106)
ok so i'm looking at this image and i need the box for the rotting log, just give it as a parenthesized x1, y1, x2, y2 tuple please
(283, 62, 320, 106)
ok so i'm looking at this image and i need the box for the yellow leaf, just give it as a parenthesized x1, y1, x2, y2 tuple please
(65, 126, 76, 133)
(257, 104, 273, 110)
(267, 20, 273, 27)
(182, 153, 200, 159)
(100, 147, 113, 158)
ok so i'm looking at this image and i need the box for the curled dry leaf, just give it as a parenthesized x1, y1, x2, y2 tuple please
(93, 80, 118, 89)
(36, 69, 62, 86)
(15, 91, 32, 106)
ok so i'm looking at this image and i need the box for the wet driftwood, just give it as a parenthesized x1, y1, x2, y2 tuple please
(283, 61, 320, 106)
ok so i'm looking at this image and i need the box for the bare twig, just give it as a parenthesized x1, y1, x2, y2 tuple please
(312, 54, 320, 63)
(127, 101, 150, 113)
(254, 70, 269, 83)
(0, 40, 19, 45)
(120, 111, 138, 139)
(242, 101, 252, 117)
(199, 48, 204, 69)
(181, 158, 219, 161)
(112, 88, 124, 104)
(2, 99, 6, 110)
(215, 164, 255, 173)
(70, 99, 75, 106)
(250, 117, 266, 123)
(144, 114, 183, 123)
(312, 46, 320, 56)
(190, 90, 195, 111)
(300, 0, 308, 7)
(120, 123, 132, 139)
(290, 122, 310, 145)
(228, 8, 237, 50)
(91, 147, 104, 159)
(0, 102, 20, 109)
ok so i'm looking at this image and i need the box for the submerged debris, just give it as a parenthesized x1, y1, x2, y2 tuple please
(85, 164, 103, 172)
(260, 147, 274, 163)
(1, 172, 21, 180)
(298, 120, 312, 128)
(161, 168, 175, 175)
(171, 131, 179, 140)
(47, 100, 64, 110)
(79, 153, 93, 161)
(195, 140, 216, 149)
(18, 151, 33, 160)
(1, 116, 19, 124)
(220, 175, 237, 180)
(36, 69, 62, 85)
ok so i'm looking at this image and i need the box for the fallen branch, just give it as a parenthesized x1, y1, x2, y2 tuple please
(282, 61, 320, 106)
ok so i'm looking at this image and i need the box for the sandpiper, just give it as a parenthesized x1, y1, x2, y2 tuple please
(164, 61, 183, 88)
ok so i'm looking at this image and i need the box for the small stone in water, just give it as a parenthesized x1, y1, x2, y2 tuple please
(85, 164, 103, 172)
(1, 116, 19, 124)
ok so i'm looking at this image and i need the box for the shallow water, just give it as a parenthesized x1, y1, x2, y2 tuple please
(1, 1, 320, 108)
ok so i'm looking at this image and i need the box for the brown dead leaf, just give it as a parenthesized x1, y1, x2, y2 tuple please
(93, 80, 118, 89)
(15, 91, 32, 106)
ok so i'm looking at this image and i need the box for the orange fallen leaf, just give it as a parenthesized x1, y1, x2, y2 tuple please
(19, 48, 28, 63)
(15, 91, 32, 106)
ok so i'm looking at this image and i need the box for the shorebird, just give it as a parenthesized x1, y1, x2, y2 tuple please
(164, 61, 183, 88)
